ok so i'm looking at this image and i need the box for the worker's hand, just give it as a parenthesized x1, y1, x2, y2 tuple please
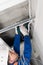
(20, 25, 29, 36)
(8, 50, 18, 64)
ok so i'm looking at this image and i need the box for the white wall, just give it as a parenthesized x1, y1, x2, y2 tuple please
(33, 0, 43, 63)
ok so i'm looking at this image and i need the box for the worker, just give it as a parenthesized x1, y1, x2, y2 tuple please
(8, 25, 32, 65)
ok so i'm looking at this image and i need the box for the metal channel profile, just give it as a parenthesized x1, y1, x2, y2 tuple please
(0, 17, 35, 34)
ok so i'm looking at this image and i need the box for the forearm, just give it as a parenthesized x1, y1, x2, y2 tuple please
(24, 35, 32, 61)
(13, 34, 20, 56)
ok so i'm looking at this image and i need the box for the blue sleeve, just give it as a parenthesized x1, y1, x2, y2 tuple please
(24, 35, 32, 62)
(18, 35, 32, 65)
(13, 34, 20, 56)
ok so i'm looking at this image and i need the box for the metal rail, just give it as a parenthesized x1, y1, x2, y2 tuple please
(0, 17, 35, 34)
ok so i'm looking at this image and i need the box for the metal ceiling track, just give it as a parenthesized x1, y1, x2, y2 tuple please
(0, 17, 35, 34)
